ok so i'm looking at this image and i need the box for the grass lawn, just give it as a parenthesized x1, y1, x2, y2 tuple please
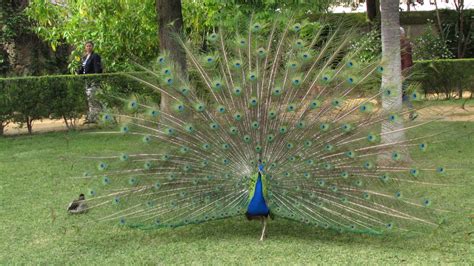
(0, 122, 473, 264)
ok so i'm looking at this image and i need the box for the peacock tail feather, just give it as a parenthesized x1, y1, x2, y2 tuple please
(77, 17, 451, 234)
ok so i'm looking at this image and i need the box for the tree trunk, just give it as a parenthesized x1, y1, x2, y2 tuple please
(379, 0, 406, 163)
(434, 0, 446, 41)
(156, 0, 186, 114)
(11, 0, 29, 9)
(366, 0, 377, 21)
(454, 0, 466, 58)
(63, 115, 71, 129)
(27, 117, 33, 134)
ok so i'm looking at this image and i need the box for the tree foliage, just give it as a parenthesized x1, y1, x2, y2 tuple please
(1, 0, 69, 76)
(0, 1, 30, 43)
(413, 24, 454, 61)
(27, 0, 159, 72)
(1, 0, 32, 75)
(182, 0, 336, 42)
(26, 0, 337, 72)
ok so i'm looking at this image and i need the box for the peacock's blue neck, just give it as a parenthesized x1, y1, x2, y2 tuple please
(246, 173, 270, 216)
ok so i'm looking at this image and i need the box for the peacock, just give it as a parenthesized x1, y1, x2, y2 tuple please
(76, 17, 449, 241)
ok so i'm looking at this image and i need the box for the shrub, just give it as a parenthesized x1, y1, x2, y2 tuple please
(7, 78, 50, 134)
(413, 59, 474, 99)
(349, 28, 381, 63)
(0, 83, 14, 135)
(0, 72, 156, 135)
(412, 25, 454, 61)
(46, 76, 88, 129)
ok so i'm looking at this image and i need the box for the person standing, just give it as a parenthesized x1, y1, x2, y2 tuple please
(400, 27, 417, 120)
(77, 41, 103, 123)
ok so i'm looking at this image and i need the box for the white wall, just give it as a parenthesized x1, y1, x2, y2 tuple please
(330, 0, 474, 13)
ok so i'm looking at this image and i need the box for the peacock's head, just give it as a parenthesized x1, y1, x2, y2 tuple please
(257, 159, 264, 172)
(78, 194, 85, 200)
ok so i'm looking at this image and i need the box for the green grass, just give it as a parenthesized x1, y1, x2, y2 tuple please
(1, 123, 473, 264)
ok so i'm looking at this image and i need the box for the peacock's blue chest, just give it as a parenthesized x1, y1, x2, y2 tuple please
(246, 173, 270, 216)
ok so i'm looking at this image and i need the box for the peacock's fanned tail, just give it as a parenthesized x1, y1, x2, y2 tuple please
(79, 18, 447, 234)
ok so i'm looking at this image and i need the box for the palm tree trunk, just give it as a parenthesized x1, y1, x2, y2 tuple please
(156, 0, 186, 113)
(379, 0, 406, 162)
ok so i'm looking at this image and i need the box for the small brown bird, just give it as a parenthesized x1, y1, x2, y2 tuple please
(67, 193, 88, 214)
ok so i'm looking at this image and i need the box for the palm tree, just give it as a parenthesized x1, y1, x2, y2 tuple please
(156, 0, 186, 113)
(379, 0, 405, 159)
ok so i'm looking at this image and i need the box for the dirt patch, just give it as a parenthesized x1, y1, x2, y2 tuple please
(417, 105, 474, 122)
(3, 104, 473, 136)
(3, 118, 96, 136)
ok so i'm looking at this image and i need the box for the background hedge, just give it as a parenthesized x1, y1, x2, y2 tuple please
(0, 58, 473, 135)
(0, 72, 157, 135)
(413, 58, 474, 99)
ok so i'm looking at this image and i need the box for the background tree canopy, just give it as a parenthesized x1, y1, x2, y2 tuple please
(27, 0, 159, 72)
(26, 0, 338, 73)
(20, 0, 474, 74)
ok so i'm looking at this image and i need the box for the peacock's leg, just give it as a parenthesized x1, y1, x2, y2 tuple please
(260, 217, 267, 241)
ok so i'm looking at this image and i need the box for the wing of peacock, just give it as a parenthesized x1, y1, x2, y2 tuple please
(77, 17, 448, 233)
